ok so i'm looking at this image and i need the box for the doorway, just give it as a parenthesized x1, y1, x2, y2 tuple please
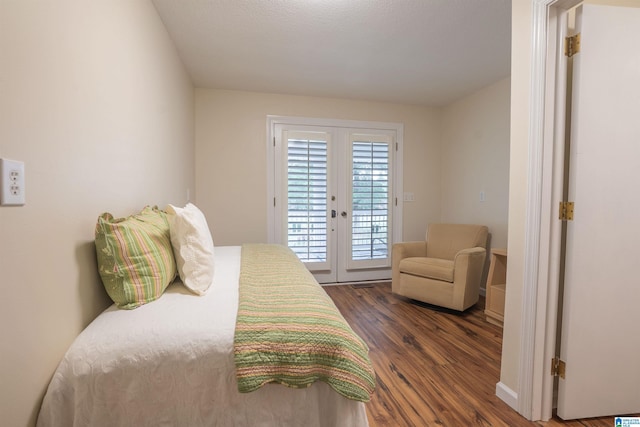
(519, 0, 640, 421)
(267, 116, 403, 283)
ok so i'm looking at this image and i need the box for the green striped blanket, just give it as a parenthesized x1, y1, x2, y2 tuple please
(234, 244, 376, 402)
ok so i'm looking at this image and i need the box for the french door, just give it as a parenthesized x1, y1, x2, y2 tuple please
(268, 117, 403, 283)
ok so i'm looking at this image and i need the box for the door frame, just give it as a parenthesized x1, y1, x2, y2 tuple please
(517, 0, 581, 421)
(266, 115, 404, 282)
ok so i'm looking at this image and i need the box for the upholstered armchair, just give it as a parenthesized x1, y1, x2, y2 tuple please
(392, 223, 488, 311)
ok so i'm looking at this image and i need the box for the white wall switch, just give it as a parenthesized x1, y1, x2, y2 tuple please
(403, 192, 415, 202)
(0, 158, 26, 206)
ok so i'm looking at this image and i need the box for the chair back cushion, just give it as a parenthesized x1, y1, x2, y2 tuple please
(425, 223, 488, 260)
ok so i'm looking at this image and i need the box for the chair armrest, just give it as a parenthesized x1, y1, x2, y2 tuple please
(393, 241, 428, 260)
(453, 247, 487, 272)
(452, 246, 487, 308)
(454, 246, 487, 261)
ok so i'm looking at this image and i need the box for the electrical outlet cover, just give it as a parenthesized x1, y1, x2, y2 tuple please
(0, 158, 26, 206)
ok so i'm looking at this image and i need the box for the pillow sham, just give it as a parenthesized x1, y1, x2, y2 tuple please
(166, 203, 215, 295)
(95, 206, 176, 309)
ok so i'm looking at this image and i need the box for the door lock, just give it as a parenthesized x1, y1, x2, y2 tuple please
(341, 211, 347, 218)
(331, 210, 337, 218)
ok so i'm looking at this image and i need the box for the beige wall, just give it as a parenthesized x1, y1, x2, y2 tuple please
(195, 85, 511, 281)
(195, 89, 443, 245)
(0, 1, 194, 426)
(441, 77, 511, 251)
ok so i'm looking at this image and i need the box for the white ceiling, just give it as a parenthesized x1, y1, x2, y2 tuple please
(152, 0, 511, 107)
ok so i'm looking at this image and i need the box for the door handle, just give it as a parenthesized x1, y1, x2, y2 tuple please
(331, 210, 337, 218)
(341, 211, 347, 218)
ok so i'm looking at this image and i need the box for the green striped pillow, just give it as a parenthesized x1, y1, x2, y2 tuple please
(95, 206, 177, 309)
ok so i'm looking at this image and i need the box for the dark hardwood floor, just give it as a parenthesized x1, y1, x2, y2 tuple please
(324, 282, 629, 427)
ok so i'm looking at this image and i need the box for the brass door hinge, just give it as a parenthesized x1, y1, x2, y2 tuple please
(565, 33, 581, 57)
(551, 357, 566, 379)
(559, 201, 574, 221)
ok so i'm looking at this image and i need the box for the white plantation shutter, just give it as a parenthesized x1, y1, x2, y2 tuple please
(348, 134, 392, 268)
(285, 132, 329, 265)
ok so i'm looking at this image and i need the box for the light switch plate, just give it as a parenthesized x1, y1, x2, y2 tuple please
(0, 158, 26, 206)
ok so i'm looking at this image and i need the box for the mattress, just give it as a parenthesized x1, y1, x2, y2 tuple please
(37, 246, 369, 427)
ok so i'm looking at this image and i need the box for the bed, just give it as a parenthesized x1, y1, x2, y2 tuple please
(37, 244, 374, 427)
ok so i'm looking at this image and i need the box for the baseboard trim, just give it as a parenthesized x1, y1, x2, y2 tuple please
(496, 381, 518, 411)
(320, 280, 390, 287)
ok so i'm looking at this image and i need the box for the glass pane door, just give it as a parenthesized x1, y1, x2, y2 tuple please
(346, 133, 392, 271)
(271, 120, 400, 284)
(283, 130, 331, 272)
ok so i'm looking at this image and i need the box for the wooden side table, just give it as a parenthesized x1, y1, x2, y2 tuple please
(485, 248, 507, 327)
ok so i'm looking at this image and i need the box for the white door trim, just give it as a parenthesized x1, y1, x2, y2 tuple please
(519, 0, 581, 421)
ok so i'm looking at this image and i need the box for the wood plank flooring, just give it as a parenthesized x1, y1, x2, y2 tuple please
(324, 282, 631, 427)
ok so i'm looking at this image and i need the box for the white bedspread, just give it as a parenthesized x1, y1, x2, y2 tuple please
(37, 246, 369, 427)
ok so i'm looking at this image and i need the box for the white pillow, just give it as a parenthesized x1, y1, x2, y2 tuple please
(166, 203, 215, 295)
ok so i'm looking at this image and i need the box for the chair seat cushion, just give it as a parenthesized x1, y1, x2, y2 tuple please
(399, 257, 454, 283)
